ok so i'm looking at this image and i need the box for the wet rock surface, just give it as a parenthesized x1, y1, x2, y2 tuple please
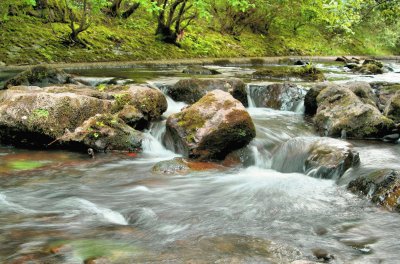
(166, 90, 256, 160)
(348, 169, 400, 212)
(305, 82, 395, 139)
(247, 82, 306, 111)
(166, 78, 248, 106)
(272, 137, 359, 179)
(60, 114, 143, 152)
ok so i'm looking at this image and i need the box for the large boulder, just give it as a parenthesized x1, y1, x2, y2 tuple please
(165, 90, 256, 160)
(0, 86, 112, 148)
(272, 137, 360, 179)
(3, 66, 72, 90)
(348, 169, 400, 212)
(247, 82, 306, 111)
(60, 114, 143, 152)
(166, 78, 248, 106)
(370, 82, 400, 109)
(0, 84, 166, 151)
(305, 82, 395, 139)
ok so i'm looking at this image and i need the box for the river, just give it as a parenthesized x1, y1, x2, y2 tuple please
(0, 60, 400, 263)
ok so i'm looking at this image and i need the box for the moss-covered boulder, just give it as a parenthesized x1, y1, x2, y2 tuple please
(247, 82, 306, 111)
(166, 78, 248, 106)
(182, 66, 221, 75)
(110, 85, 167, 121)
(0, 86, 112, 148)
(2, 66, 72, 90)
(348, 169, 400, 212)
(272, 137, 359, 179)
(60, 114, 143, 152)
(384, 92, 400, 123)
(165, 90, 256, 160)
(305, 82, 395, 139)
(353, 59, 384, 75)
(252, 66, 325, 81)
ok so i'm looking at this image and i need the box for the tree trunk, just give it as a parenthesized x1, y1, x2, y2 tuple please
(156, 23, 178, 44)
(122, 2, 140, 19)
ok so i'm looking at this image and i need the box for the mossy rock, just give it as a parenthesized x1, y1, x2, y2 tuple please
(117, 104, 147, 130)
(110, 85, 167, 121)
(348, 169, 400, 212)
(252, 66, 325, 81)
(166, 90, 255, 160)
(182, 66, 221, 75)
(3, 65, 71, 89)
(167, 78, 248, 106)
(60, 114, 143, 152)
(353, 59, 384, 75)
(0, 86, 112, 148)
(311, 83, 395, 139)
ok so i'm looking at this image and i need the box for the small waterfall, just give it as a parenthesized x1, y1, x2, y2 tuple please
(249, 141, 272, 169)
(142, 121, 178, 158)
(246, 84, 257, 108)
(164, 95, 187, 117)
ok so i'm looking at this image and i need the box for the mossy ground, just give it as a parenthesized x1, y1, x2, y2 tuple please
(0, 11, 397, 65)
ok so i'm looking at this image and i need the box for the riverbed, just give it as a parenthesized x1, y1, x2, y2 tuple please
(0, 60, 400, 263)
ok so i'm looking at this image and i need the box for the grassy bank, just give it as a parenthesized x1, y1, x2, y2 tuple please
(0, 12, 398, 66)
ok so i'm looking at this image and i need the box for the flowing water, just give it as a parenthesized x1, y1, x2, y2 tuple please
(0, 60, 400, 263)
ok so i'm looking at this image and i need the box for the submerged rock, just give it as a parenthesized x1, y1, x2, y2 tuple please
(252, 66, 325, 81)
(305, 82, 395, 139)
(166, 90, 256, 160)
(166, 78, 248, 106)
(2, 65, 73, 90)
(348, 169, 400, 212)
(247, 82, 306, 111)
(272, 137, 359, 179)
(152, 158, 191, 174)
(182, 65, 221, 75)
(152, 157, 225, 175)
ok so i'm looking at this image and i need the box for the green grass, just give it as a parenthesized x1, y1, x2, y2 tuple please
(0, 12, 397, 65)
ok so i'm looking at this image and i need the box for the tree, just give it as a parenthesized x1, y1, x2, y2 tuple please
(104, 0, 141, 18)
(63, 0, 108, 46)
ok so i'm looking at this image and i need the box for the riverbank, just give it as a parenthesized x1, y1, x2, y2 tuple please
(2, 56, 400, 71)
(1, 13, 399, 66)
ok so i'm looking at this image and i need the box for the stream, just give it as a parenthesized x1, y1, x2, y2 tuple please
(0, 60, 400, 263)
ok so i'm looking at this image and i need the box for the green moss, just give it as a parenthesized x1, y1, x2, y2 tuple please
(29, 108, 50, 122)
(112, 93, 131, 113)
(176, 110, 206, 143)
(0, 8, 397, 65)
(8, 160, 47, 170)
(253, 65, 325, 81)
